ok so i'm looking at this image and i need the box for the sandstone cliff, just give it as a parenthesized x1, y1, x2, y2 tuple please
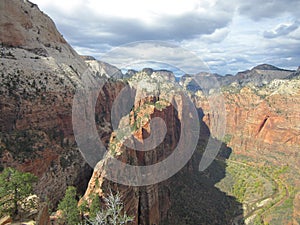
(0, 0, 123, 208)
(193, 76, 300, 169)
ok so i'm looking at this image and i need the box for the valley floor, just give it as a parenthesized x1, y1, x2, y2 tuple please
(216, 154, 300, 225)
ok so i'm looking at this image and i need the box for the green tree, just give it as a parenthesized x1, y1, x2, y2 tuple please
(0, 167, 37, 217)
(78, 198, 88, 221)
(89, 194, 101, 219)
(58, 186, 80, 225)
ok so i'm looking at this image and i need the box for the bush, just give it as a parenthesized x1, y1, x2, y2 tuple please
(85, 191, 134, 225)
(58, 186, 80, 225)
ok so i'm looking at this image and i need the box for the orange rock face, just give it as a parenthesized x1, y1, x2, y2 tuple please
(195, 82, 300, 169)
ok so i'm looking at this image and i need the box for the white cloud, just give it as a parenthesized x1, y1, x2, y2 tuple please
(264, 21, 299, 38)
(200, 28, 230, 43)
(36, 0, 219, 23)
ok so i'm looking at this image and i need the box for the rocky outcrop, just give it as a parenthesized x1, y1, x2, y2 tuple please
(80, 55, 96, 61)
(85, 60, 124, 79)
(0, 0, 92, 208)
(81, 71, 180, 224)
(0, 0, 65, 48)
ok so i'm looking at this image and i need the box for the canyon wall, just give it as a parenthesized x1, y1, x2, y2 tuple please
(0, 0, 122, 207)
(193, 74, 300, 170)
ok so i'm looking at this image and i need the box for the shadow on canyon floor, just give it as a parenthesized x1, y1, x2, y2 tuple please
(161, 108, 244, 225)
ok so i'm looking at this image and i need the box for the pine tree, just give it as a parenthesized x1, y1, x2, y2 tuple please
(89, 194, 101, 219)
(0, 167, 37, 218)
(78, 198, 88, 221)
(58, 186, 80, 225)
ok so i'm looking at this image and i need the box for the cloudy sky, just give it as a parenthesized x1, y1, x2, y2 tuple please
(33, 0, 299, 75)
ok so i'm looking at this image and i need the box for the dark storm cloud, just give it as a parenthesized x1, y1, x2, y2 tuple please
(263, 22, 299, 38)
(237, 0, 300, 20)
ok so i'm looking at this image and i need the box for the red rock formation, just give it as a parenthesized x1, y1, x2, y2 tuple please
(81, 95, 178, 225)
(194, 82, 300, 169)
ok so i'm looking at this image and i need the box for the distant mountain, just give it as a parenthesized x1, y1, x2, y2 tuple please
(232, 64, 295, 87)
(124, 69, 138, 78)
(179, 73, 217, 93)
(179, 64, 296, 93)
(286, 66, 300, 79)
(252, 64, 289, 71)
(84, 59, 124, 79)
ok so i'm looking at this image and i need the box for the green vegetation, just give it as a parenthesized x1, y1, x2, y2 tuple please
(220, 84, 241, 94)
(78, 199, 88, 221)
(216, 160, 275, 202)
(154, 100, 168, 111)
(0, 167, 37, 218)
(0, 130, 48, 161)
(58, 187, 133, 225)
(89, 194, 101, 219)
(130, 98, 169, 132)
(58, 186, 81, 225)
(108, 142, 117, 156)
(216, 153, 300, 225)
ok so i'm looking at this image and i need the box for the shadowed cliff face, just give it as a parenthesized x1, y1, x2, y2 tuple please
(160, 109, 244, 225)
